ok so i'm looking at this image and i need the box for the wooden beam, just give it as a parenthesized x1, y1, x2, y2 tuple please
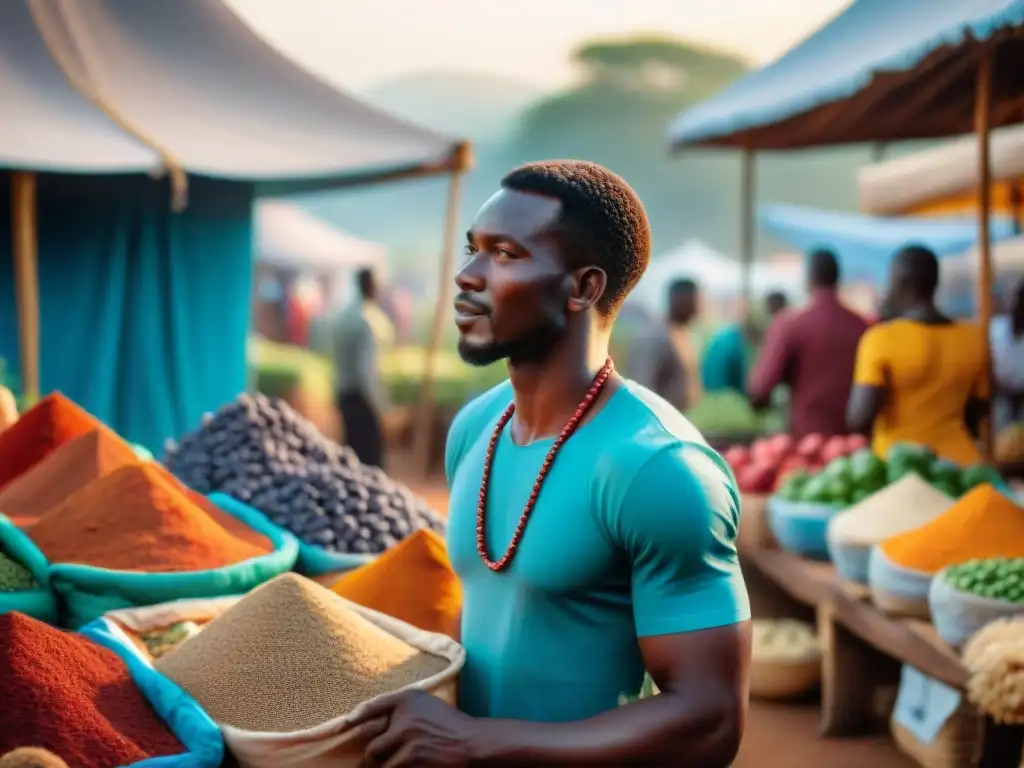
(975, 45, 995, 461)
(739, 149, 755, 302)
(11, 172, 40, 405)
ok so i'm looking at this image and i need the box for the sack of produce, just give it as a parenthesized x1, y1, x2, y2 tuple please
(767, 496, 840, 560)
(929, 560, 1024, 648)
(332, 529, 461, 636)
(105, 595, 242, 661)
(871, 483, 1024, 619)
(0, 611, 221, 768)
(868, 547, 933, 618)
(164, 394, 446, 576)
(827, 475, 955, 585)
(750, 619, 821, 700)
(20, 464, 298, 628)
(155, 573, 465, 768)
(79, 617, 225, 768)
(0, 516, 57, 624)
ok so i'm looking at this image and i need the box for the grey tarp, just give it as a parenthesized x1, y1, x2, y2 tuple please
(1, 0, 459, 187)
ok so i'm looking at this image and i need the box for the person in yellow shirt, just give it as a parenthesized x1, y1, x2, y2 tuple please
(847, 245, 987, 465)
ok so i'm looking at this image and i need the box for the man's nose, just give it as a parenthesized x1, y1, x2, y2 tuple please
(455, 257, 486, 292)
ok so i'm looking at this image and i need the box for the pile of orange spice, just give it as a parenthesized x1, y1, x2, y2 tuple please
(0, 394, 107, 490)
(880, 483, 1024, 573)
(29, 464, 273, 572)
(332, 529, 461, 636)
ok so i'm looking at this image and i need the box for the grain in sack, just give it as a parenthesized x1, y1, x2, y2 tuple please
(154, 573, 464, 768)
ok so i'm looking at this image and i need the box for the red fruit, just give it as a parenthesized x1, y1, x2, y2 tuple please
(845, 434, 869, 452)
(796, 433, 825, 459)
(738, 463, 776, 494)
(821, 435, 848, 463)
(723, 446, 750, 470)
(768, 434, 795, 456)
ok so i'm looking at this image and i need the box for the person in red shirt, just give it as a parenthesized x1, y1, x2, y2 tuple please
(747, 250, 869, 438)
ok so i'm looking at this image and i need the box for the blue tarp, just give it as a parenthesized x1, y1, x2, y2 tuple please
(759, 204, 1017, 283)
(669, 0, 1024, 147)
(0, 173, 254, 454)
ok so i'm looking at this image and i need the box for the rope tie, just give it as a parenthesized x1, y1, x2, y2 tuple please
(28, 0, 189, 211)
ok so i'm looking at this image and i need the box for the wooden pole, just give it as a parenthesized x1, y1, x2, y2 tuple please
(11, 172, 40, 406)
(975, 46, 995, 462)
(413, 142, 473, 477)
(740, 149, 755, 303)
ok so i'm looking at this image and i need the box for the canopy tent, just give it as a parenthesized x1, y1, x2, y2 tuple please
(629, 239, 802, 311)
(858, 124, 1024, 217)
(668, 0, 1024, 149)
(256, 201, 386, 274)
(946, 235, 1024, 276)
(759, 204, 1018, 283)
(2, 0, 469, 454)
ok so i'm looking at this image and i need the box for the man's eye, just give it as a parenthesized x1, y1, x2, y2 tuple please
(463, 244, 477, 256)
(495, 248, 513, 261)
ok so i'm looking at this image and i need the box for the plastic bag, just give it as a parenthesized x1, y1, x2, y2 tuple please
(20, 494, 299, 628)
(79, 617, 225, 768)
(217, 601, 465, 768)
(767, 497, 841, 561)
(929, 571, 1024, 648)
(868, 546, 933, 619)
(0, 514, 58, 623)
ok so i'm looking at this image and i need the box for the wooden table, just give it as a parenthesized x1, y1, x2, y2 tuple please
(740, 545, 1024, 768)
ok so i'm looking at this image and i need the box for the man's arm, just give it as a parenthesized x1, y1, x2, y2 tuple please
(747, 315, 791, 409)
(847, 326, 888, 436)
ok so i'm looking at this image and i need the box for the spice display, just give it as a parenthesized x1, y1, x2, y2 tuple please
(0, 552, 36, 592)
(332, 529, 462, 635)
(0, 394, 107, 491)
(139, 621, 204, 659)
(880, 484, 1024, 573)
(827, 474, 955, 547)
(942, 558, 1024, 603)
(28, 464, 273, 572)
(964, 618, 1024, 725)
(0, 429, 138, 529)
(155, 573, 450, 732)
(0, 748, 69, 768)
(165, 393, 444, 554)
(0, 612, 184, 767)
(752, 619, 820, 662)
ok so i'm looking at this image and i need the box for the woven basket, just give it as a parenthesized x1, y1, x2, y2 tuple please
(750, 653, 821, 700)
(890, 702, 984, 768)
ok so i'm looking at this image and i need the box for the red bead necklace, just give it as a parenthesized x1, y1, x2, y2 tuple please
(476, 357, 615, 571)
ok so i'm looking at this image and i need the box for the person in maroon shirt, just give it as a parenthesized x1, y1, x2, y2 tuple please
(747, 250, 869, 438)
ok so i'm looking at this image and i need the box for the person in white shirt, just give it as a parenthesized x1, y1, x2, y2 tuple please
(990, 280, 1024, 433)
(330, 268, 395, 468)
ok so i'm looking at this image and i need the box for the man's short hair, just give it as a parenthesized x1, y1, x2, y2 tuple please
(501, 160, 651, 315)
(808, 249, 840, 288)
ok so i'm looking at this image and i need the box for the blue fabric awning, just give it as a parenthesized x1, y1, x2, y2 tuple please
(759, 204, 1018, 282)
(668, 0, 1024, 149)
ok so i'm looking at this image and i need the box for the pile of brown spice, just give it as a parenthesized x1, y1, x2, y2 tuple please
(0, 394, 108, 491)
(155, 573, 450, 732)
(0, 429, 138, 529)
(28, 464, 273, 572)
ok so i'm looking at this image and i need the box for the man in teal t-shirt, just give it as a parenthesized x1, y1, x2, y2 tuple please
(351, 161, 750, 768)
(701, 292, 788, 395)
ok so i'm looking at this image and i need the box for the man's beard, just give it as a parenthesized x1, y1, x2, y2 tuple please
(457, 321, 564, 367)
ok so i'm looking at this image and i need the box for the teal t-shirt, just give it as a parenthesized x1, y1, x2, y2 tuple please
(445, 379, 749, 722)
(700, 323, 750, 394)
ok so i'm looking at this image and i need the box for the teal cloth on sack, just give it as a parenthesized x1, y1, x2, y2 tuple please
(32, 493, 298, 628)
(80, 617, 224, 768)
(0, 515, 59, 623)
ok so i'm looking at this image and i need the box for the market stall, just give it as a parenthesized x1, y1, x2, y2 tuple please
(1, 0, 470, 455)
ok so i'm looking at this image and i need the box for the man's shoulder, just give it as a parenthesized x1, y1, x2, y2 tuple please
(450, 379, 513, 438)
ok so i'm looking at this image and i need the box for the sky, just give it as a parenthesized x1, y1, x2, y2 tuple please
(226, 0, 853, 91)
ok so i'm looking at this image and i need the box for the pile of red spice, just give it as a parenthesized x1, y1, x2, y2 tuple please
(0, 612, 185, 768)
(0, 394, 108, 491)
(29, 463, 273, 572)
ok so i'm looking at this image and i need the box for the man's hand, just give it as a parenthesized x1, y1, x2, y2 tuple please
(351, 690, 481, 768)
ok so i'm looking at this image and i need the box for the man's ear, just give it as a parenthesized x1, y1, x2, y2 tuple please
(567, 267, 608, 314)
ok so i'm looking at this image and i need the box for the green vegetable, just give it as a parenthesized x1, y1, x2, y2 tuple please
(798, 475, 833, 504)
(959, 464, 1003, 493)
(0, 551, 37, 592)
(849, 449, 888, 492)
(944, 558, 1024, 603)
(823, 476, 853, 505)
(777, 472, 810, 502)
(886, 442, 936, 483)
(822, 456, 853, 483)
(927, 459, 962, 495)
